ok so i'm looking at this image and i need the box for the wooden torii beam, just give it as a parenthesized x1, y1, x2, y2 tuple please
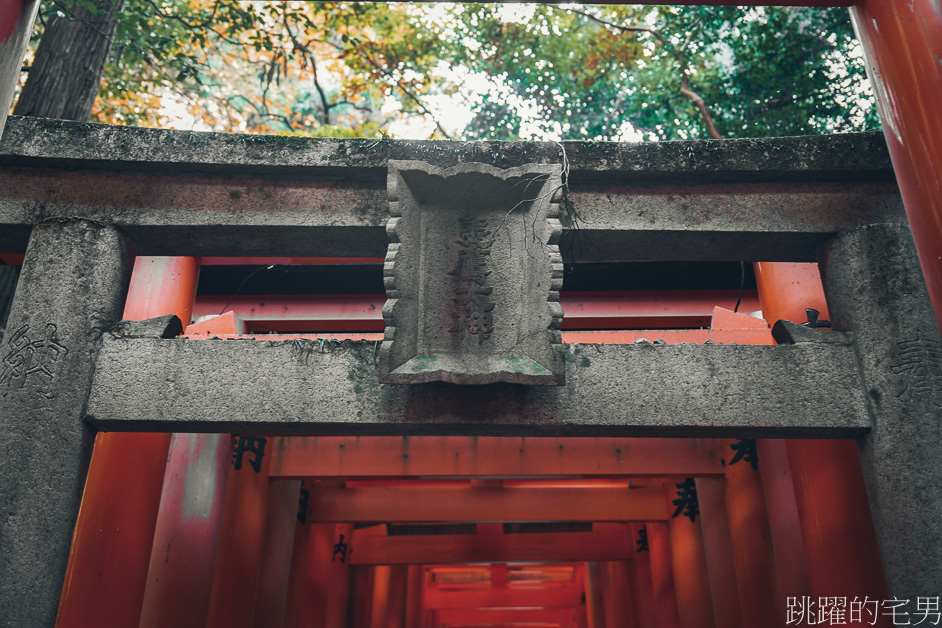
(309, 485, 668, 523)
(349, 525, 639, 565)
(435, 607, 583, 626)
(269, 436, 725, 478)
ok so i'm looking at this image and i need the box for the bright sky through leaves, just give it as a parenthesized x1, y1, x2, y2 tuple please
(18, 1, 880, 141)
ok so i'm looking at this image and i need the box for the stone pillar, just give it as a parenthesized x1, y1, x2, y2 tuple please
(819, 223, 942, 597)
(0, 0, 40, 140)
(0, 219, 132, 627)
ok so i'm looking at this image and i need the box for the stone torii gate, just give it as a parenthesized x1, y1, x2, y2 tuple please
(1, 1, 942, 627)
(0, 114, 939, 627)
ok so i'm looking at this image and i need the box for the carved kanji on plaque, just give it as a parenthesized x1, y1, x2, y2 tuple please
(379, 161, 565, 385)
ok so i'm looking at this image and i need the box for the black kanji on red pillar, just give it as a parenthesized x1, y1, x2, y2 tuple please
(730, 438, 759, 471)
(636, 525, 649, 552)
(332, 534, 349, 563)
(672, 478, 699, 522)
(297, 487, 310, 525)
(231, 436, 267, 473)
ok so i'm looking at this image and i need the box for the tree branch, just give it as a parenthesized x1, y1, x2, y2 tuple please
(559, 6, 668, 47)
(351, 41, 452, 139)
(282, 11, 332, 125)
(680, 74, 723, 139)
(555, 6, 724, 140)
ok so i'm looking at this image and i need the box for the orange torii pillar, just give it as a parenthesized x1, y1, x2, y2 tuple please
(627, 524, 658, 628)
(206, 434, 274, 628)
(404, 565, 425, 628)
(755, 439, 813, 608)
(756, 262, 890, 623)
(283, 484, 320, 628)
(753, 262, 820, 609)
(253, 480, 302, 628)
(646, 522, 681, 628)
(664, 482, 715, 628)
(351, 565, 376, 628)
(584, 562, 607, 628)
(851, 0, 942, 332)
(139, 433, 232, 628)
(721, 438, 782, 627)
(601, 561, 637, 628)
(139, 263, 240, 628)
(385, 565, 409, 628)
(369, 565, 392, 628)
(788, 440, 891, 625)
(289, 522, 354, 628)
(695, 478, 743, 628)
(327, 524, 355, 628)
(56, 256, 200, 628)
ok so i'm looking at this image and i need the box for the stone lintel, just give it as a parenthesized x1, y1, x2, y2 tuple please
(771, 320, 853, 345)
(0, 116, 894, 185)
(86, 338, 869, 437)
(113, 314, 183, 339)
(0, 164, 903, 261)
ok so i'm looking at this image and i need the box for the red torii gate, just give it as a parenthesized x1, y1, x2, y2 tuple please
(2, 0, 941, 331)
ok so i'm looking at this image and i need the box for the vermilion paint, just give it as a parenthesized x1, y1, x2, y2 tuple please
(55, 258, 200, 628)
(852, 0, 942, 331)
(0, 0, 26, 44)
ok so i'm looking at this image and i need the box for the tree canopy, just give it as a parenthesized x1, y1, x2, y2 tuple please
(17, 1, 880, 141)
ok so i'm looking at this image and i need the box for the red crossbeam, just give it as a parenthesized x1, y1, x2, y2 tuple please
(192, 290, 760, 332)
(270, 436, 723, 478)
(309, 486, 667, 523)
(352, 529, 634, 565)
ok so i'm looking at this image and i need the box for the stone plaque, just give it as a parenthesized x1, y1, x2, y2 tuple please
(379, 160, 565, 385)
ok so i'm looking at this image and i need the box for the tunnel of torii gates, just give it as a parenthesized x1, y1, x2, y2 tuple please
(0, 0, 942, 628)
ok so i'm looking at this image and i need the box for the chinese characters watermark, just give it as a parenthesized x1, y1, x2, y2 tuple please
(786, 596, 941, 625)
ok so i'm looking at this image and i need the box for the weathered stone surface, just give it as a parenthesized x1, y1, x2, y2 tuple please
(0, 165, 902, 260)
(562, 181, 904, 263)
(771, 320, 853, 345)
(0, 117, 896, 184)
(115, 313, 183, 338)
(380, 161, 564, 384)
(0, 119, 905, 261)
(0, 219, 132, 628)
(87, 338, 869, 436)
(820, 224, 942, 598)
